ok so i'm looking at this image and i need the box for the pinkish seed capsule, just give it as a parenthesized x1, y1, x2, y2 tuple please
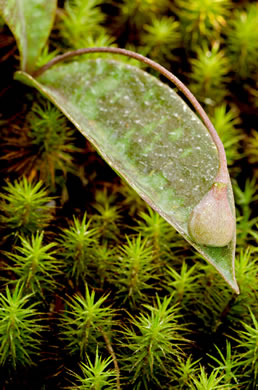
(188, 182, 235, 247)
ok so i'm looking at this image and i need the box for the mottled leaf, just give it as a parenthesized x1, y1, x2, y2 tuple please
(14, 59, 238, 293)
(0, 0, 57, 72)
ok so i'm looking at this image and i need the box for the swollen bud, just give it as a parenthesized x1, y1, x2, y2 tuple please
(188, 182, 235, 247)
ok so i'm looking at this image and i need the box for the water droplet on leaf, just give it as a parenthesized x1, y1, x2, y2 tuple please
(188, 183, 235, 247)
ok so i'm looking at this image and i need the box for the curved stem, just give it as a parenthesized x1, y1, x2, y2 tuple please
(32, 47, 228, 183)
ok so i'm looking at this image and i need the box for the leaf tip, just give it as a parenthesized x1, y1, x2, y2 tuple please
(229, 277, 240, 295)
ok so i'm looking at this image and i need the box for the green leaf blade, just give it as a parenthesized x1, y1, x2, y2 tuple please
(14, 59, 238, 293)
(0, 0, 57, 72)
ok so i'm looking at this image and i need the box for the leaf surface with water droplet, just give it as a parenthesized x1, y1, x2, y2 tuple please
(14, 59, 238, 293)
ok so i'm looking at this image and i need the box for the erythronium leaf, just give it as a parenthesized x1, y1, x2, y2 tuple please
(0, 0, 57, 73)
(14, 59, 238, 293)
